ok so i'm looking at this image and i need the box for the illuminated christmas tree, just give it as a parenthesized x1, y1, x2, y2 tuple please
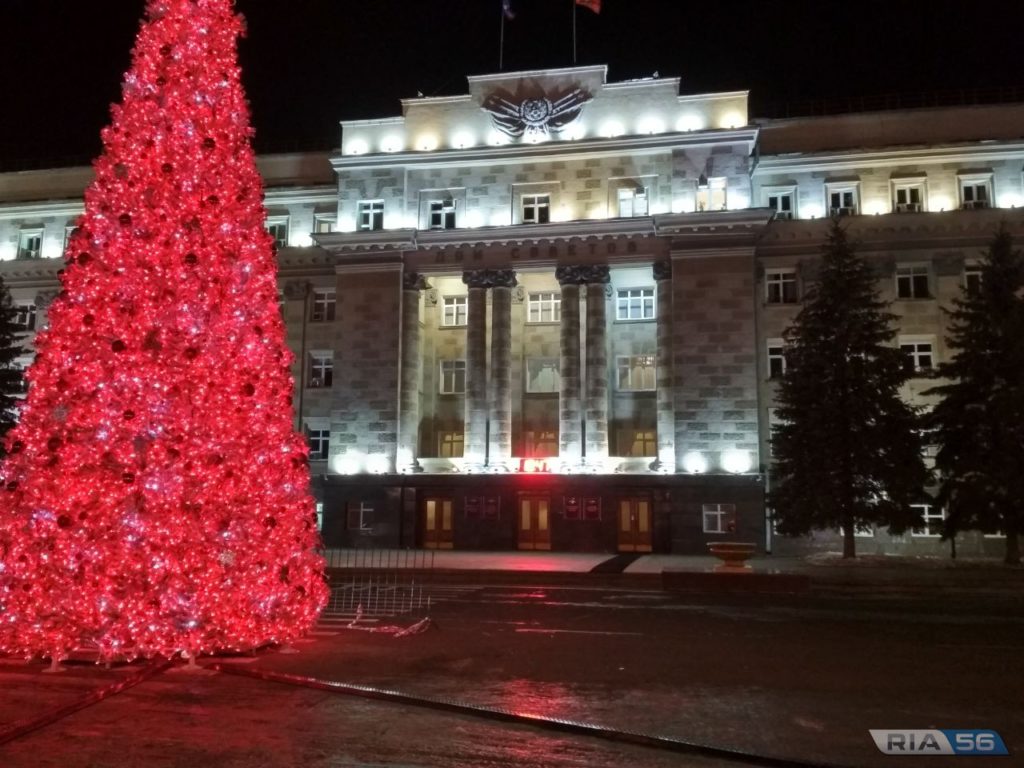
(0, 0, 327, 663)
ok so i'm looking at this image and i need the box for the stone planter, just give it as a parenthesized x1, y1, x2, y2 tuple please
(707, 542, 757, 573)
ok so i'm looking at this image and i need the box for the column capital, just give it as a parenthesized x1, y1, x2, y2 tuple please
(556, 264, 609, 285)
(653, 261, 672, 282)
(462, 268, 517, 289)
(282, 280, 312, 300)
(402, 271, 430, 291)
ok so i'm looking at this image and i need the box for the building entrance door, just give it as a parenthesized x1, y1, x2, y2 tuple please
(422, 498, 453, 549)
(617, 498, 652, 552)
(518, 497, 551, 550)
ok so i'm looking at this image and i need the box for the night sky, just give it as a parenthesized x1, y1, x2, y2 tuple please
(3, 0, 1024, 169)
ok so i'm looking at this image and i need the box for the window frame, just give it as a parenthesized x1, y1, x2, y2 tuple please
(525, 357, 561, 394)
(702, 503, 736, 534)
(899, 336, 935, 373)
(766, 339, 786, 380)
(314, 214, 337, 234)
(963, 262, 983, 295)
(617, 186, 650, 218)
(438, 430, 464, 458)
(825, 182, 860, 217)
(696, 176, 727, 212)
(305, 425, 330, 462)
(17, 229, 43, 260)
(265, 217, 289, 248)
(763, 187, 797, 220)
(357, 200, 384, 231)
(428, 198, 457, 230)
(958, 174, 993, 210)
(895, 264, 931, 300)
(615, 287, 656, 321)
(616, 354, 657, 392)
(892, 180, 926, 213)
(346, 501, 374, 531)
(764, 268, 798, 304)
(307, 350, 334, 389)
(441, 295, 468, 327)
(310, 288, 337, 322)
(527, 291, 561, 324)
(12, 302, 37, 332)
(439, 359, 467, 395)
(911, 503, 944, 538)
(521, 193, 551, 225)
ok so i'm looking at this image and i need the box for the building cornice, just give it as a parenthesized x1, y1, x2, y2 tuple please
(331, 128, 759, 172)
(754, 140, 1024, 175)
(263, 185, 337, 207)
(0, 199, 84, 220)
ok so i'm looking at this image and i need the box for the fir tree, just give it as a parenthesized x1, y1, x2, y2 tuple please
(0, 0, 327, 663)
(925, 227, 1024, 565)
(0, 276, 25, 452)
(769, 220, 929, 558)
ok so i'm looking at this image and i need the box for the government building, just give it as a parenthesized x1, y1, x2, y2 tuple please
(2, 65, 1022, 557)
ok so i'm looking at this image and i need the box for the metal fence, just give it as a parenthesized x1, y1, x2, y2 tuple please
(322, 548, 436, 618)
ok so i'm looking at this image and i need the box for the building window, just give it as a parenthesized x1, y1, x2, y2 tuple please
(307, 351, 334, 388)
(521, 194, 550, 224)
(617, 186, 649, 217)
(346, 501, 373, 531)
(266, 218, 289, 248)
(767, 340, 786, 379)
(893, 183, 925, 213)
(357, 200, 384, 231)
(900, 338, 934, 373)
(63, 225, 76, 252)
(896, 265, 930, 299)
(616, 355, 656, 391)
(524, 430, 558, 457)
(314, 215, 336, 234)
(442, 296, 468, 327)
(616, 287, 655, 321)
(440, 359, 466, 394)
(438, 431, 464, 458)
(911, 503, 944, 538)
(310, 289, 336, 322)
(17, 230, 43, 260)
(527, 291, 560, 323)
(766, 192, 794, 220)
(306, 427, 330, 461)
(963, 264, 983, 295)
(959, 176, 992, 210)
(429, 199, 457, 230)
(696, 176, 727, 212)
(703, 503, 736, 534)
(621, 429, 656, 457)
(765, 268, 798, 304)
(526, 358, 560, 393)
(827, 186, 858, 216)
(12, 303, 37, 332)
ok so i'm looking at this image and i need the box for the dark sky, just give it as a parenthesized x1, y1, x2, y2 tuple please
(3, 0, 1024, 169)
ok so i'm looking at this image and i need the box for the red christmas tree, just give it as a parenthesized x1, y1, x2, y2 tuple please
(0, 0, 327, 663)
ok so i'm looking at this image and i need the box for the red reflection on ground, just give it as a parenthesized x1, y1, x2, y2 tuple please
(490, 678, 579, 721)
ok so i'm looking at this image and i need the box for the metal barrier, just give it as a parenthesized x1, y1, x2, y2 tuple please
(322, 549, 436, 618)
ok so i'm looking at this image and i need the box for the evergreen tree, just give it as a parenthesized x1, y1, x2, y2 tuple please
(769, 220, 929, 558)
(925, 227, 1024, 565)
(0, 0, 327, 663)
(0, 276, 25, 452)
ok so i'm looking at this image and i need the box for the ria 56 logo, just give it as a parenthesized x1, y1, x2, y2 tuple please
(870, 730, 1009, 756)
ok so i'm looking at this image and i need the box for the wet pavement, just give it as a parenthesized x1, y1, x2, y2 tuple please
(1, 580, 1021, 767)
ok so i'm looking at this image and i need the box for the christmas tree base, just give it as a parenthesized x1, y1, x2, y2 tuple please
(42, 657, 65, 674)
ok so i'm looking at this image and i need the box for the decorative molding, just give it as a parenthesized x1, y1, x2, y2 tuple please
(482, 87, 592, 140)
(402, 271, 430, 291)
(282, 280, 311, 300)
(462, 268, 518, 289)
(581, 265, 610, 284)
(425, 288, 439, 307)
(555, 264, 609, 285)
(652, 261, 672, 281)
(512, 285, 525, 304)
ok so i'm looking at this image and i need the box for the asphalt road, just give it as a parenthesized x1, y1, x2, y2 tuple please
(0, 577, 1021, 767)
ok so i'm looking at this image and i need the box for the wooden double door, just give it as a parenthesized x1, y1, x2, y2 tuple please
(421, 497, 453, 549)
(517, 496, 551, 550)
(617, 498, 652, 552)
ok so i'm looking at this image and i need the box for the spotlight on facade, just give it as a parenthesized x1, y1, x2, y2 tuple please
(682, 451, 708, 474)
(380, 136, 403, 153)
(451, 131, 475, 149)
(334, 453, 362, 475)
(416, 134, 439, 151)
(600, 120, 624, 138)
(345, 139, 369, 156)
(676, 114, 704, 132)
(638, 116, 665, 135)
(719, 111, 744, 129)
(487, 130, 509, 146)
(365, 454, 390, 474)
(564, 122, 586, 140)
(722, 449, 752, 474)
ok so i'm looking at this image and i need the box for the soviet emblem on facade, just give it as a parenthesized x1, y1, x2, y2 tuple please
(482, 87, 592, 139)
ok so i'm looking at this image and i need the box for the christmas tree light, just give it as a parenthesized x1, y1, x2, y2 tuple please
(0, 0, 328, 663)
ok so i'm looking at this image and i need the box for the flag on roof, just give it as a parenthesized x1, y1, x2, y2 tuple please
(576, 0, 601, 13)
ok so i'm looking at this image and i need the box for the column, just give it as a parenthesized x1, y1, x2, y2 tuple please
(583, 266, 610, 462)
(653, 261, 676, 471)
(555, 266, 583, 467)
(462, 270, 490, 468)
(397, 272, 428, 472)
(488, 270, 516, 469)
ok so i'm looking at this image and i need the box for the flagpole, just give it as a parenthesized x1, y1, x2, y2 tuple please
(500, 1, 506, 71)
(572, 0, 577, 64)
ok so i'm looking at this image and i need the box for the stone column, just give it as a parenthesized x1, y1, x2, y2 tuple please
(488, 270, 516, 469)
(397, 272, 428, 472)
(555, 266, 583, 467)
(583, 266, 610, 463)
(653, 261, 676, 471)
(462, 270, 490, 468)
